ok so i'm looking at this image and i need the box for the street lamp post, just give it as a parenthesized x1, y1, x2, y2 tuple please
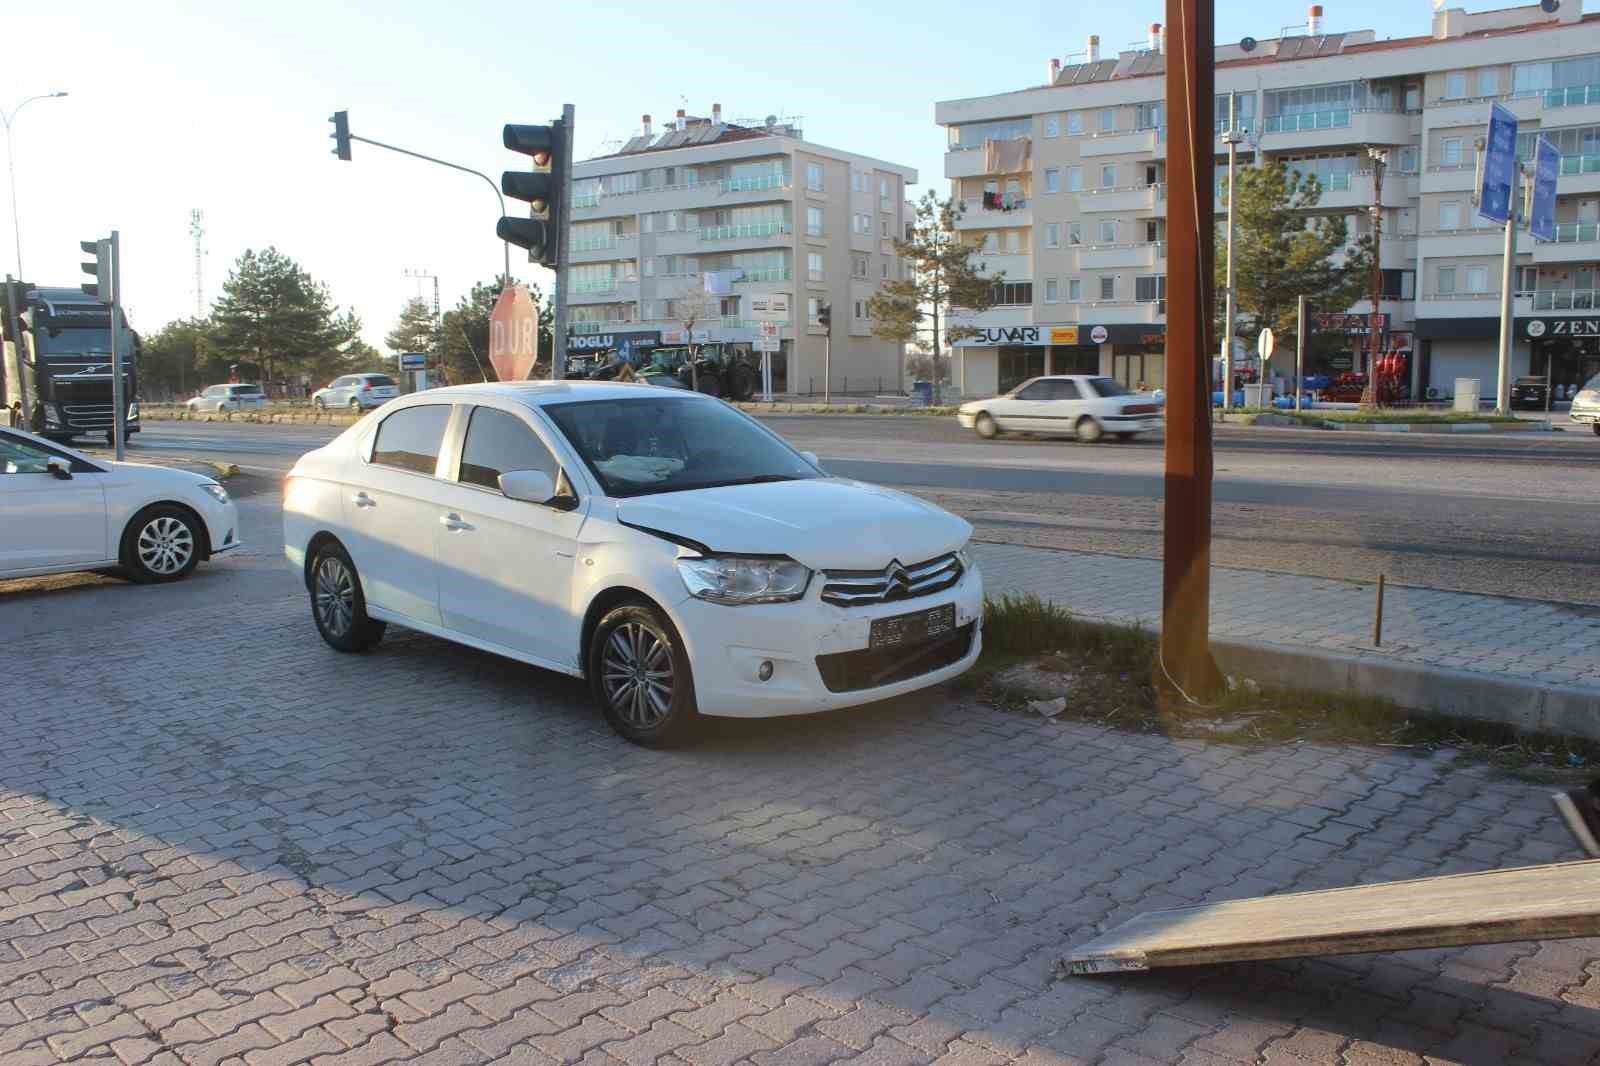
(1362, 145, 1388, 408)
(3, 92, 69, 279)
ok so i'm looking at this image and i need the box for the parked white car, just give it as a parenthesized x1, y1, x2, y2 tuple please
(0, 426, 241, 583)
(312, 374, 400, 411)
(957, 375, 1164, 442)
(282, 382, 983, 746)
(188, 383, 269, 414)
(1572, 373, 1600, 436)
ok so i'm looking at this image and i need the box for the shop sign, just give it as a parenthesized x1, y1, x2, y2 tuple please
(567, 330, 662, 351)
(1049, 327, 1079, 345)
(1311, 312, 1387, 336)
(956, 326, 1045, 347)
(1089, 325, 1109, 344)
(1521, 317, 1600, 339)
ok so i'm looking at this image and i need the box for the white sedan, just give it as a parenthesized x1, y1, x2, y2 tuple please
(0, 426, 242, 583)
(957, 374, 1164, 442)
(283, 382, 983, 746)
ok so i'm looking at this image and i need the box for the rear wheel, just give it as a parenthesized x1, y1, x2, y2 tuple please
(313, 396, 325, 410)
(121, 505, 202, 584)
(308, 542, 386, 653)
(1075, 416, 1105, 444)
(589, 602, 698, 747)
(348, 397, 361, 411)
(974, 412, 999, 439)
(698, 372, 723, 398)
(1593, 423, 1600, 437)
(731, 363, 756, 401)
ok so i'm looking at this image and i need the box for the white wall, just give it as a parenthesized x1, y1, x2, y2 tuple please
(1428, 339, 1527, 396)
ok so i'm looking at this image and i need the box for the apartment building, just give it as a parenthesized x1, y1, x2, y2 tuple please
(565, 108, 916, 396)
(934, 0, 1600, 403)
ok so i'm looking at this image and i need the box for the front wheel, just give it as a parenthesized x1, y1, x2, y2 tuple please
(348, 397, 362, 412)
(589, 602, 698, 747)
(1592, 423, 1600, 437)
(1075, 417, 1105, 444)
(121, 505, 202, 583)
(308, 542, 386, 653)
(313, 396, 325, 410)
(974, 412, 999, 439)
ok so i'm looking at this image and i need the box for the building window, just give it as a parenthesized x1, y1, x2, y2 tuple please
(1068, 279, 1082, 302)
(1437, 266, 1456, 294)
(881, 217, 890, 236)
(882, 261, 890, 279)
(1380, 269, 1416, 300)
(852, 254, 868, 278)
(1441, 137, 1463, 167)
(851, 172, 863, 192)
(880, 177, 890, 206)
(1398, 146, 1420, 173)
(1478, 69, 1498, 97)
(1044, 223, 1059, 248)
(1068, 222, 1083, 245)
(1066, 166, 1083, 193)
(990, 281, 1034, 305)
(1135, 102, 1162, 131)
(1100, 109, 1115, 132)
(808, 297, 821, 324)
(807, 206, 824, 237)
(1516, 266, 1538, 293)
(806, 162, 823, 191)
(982, 232, 998, 253)
(720, 296, 740, 317)
(1101, 164, 1117, 188)
(1045, 278, 1059, 303)
(1135, 275, 1167, 303)
(1005, 230, 1021, 253)
(1439, 201, 1462, 230)
(1067, 112, 1084, 135)
(1045, 168, 1060, 194)
(643, 258, 655, 277)
(1098, 219, 1118, 244)
(1465, 265, 1489, 293)
(1445, 71, 1468, 99)
(854, 300, 865, 319)
(807, 252, 824, 281)
(1039, 115, 1057, 138)
(1099, 276, 1116, 301)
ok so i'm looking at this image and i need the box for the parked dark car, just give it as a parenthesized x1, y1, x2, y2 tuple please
(1511, 377, 1549, 410)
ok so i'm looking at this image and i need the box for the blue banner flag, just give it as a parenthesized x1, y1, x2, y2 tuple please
(1530, 136, 1561, 242)
(1479, 103, 1519, 225)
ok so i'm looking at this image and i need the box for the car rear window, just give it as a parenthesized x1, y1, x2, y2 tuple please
(365, 375, 397, 387)
(1087, 377, 1130, 397)
(371, 405, 450, 475)
(232, 385, 262, 394)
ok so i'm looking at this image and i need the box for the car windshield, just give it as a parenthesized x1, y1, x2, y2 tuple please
(1586, 374, 1600, 392)
(542, 396, 821, 498)
(1087, 377, 1131, 397)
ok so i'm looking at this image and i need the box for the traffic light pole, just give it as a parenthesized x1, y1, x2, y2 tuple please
(346, 133, 512, 282)
(109, 231, 124, 461)
(551, 104, 575, 380)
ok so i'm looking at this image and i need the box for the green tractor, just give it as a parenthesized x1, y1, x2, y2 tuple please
(651, 343, 758, 400)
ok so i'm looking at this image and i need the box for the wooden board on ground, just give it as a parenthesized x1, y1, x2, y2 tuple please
(1064, 860, 1600, 975)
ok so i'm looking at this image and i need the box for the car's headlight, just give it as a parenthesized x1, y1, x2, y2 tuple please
(956, 545, 978, 576)
(677, 556, 811, 605)
(127, 402, 139, 420)
(43, 402, 61, 426)
(199, 482, 230, 505)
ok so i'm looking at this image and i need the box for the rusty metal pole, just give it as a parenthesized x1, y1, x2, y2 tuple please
(1159, 0, 1223, 701)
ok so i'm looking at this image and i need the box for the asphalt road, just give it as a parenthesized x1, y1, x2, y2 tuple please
(80, 414, 1600, 604)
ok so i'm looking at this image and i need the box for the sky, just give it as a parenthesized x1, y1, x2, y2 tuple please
(7, 0, 1449, 359)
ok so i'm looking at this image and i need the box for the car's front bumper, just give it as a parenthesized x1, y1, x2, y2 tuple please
(198, 498, 242, 559)
(1102, 414, 1163, 433)
(956, 412, 977, 429)
(674, 567, 985, 718)
(1571, 402, 1599, 425)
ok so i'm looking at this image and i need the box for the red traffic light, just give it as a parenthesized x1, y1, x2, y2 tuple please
(504, 124, 556, 161)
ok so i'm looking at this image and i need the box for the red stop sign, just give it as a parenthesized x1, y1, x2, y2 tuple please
(488, 284, 539, 381)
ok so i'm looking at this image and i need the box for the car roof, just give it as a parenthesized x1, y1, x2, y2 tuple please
(392, 381, 707, 409)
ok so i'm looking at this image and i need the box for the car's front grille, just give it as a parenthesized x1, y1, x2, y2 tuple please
(820, 553, 963, 607)
(63, 403, 115, 427)
(815, 623, 975, 693)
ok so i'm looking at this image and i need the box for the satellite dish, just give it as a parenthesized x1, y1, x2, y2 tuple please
(764, 115, 778, 128)
(1541, 0, 1560, 12)
(1239, 36, 1258, 52)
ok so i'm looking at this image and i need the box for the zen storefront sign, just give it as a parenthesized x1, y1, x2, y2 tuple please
(1521, 318, 1600, 339)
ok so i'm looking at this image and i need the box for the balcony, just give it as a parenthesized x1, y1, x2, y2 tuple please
(719, 174, 789, 194)
(1078, 128, 1160, 159)
(1261, 109, 1413, 152)
(1531, 288, 1600, 311)
(570, 317, 639, 335)
(1532, 223, 1600, 264)
(733, 267, 793, 283)
(1414, 291, 1516, 319)
(1073, 242, 1162, 270)
(568, 235, 637, 264)
(1077, 301, 1164, 325)
(698, 221, 794, 249)
(570, 279, 639, 306)
(1418, 228, 1508, 257)
(944, 147, 991, 180)
(954, 197, 1032, 230)
(1424, 94, 1541, 129)
(1307, 171, 1413, 211)
(1421, 163, 1476, 195)
(969, 252, 1031, 279)
(1078, 184, 1160, 214)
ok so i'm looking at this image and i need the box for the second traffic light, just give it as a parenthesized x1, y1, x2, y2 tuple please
(80, 238, 112, 304)
(498, 121, 565, 268)
(329, 111, 351, 161)
(817, 303, 832, 333)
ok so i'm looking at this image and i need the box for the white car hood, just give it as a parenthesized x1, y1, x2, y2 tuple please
(104, 461, 213, 490)
(616, 477, 971, 571)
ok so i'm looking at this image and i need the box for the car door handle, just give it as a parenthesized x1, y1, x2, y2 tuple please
(440, 513, 473, 531)
(351, 492, 376, 508)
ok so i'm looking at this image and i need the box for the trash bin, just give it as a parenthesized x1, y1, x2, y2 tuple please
(911, 380, 933, 407)
(1453, 377, 1480, 413)
(1242, 384, 1269, 408)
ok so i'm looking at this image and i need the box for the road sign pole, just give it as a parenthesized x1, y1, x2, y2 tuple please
(550, 104, 575, 380)
(1221, 92, 1239, 413)
(109, 231, 124, 461)
(1295, 295, 1307, 412)
(6, 276, 27, 424)
(1495, 167, 1520, 415)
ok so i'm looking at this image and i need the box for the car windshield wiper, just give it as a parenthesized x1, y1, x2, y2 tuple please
(706, 474, 803, 487)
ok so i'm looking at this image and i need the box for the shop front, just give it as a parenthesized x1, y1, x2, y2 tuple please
(565, 329, 663, 361)
(1520, 316, 1600, 403)
(956, 325, 1105, 396)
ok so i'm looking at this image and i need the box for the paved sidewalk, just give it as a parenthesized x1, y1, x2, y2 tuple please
(4, 593, 1600, 1066)
(973, 542, 1600, 694)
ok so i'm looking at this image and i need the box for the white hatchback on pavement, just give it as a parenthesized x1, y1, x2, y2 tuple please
(187, 383, 269, 414)
(0, 426, 241, 583)
(957, 375, 1164, 442)
(282, 382, 983, 746)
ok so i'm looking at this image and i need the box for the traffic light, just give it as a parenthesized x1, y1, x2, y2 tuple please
(817, 303, 832, 333)
(329, 110, 351, 161)
(80, 238, 111, 304)
(499, 121, 565, 268)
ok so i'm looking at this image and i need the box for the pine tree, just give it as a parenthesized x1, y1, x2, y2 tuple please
(210, 248, 357, 394)
(384, 297, 438, 358)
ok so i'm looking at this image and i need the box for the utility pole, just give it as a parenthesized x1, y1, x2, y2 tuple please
(1295, 294, 1307, 411)
(1221, 93, 1240, 411)
(1159, 0, 1222, 701)
(552, 103, 575, 380)
(1361, 147, 1387, 407)
(1494, 166, 1529, 414)
(190, 209, 206, 318)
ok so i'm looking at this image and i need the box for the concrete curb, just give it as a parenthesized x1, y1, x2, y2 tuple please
(1211, 637, 1600, 741)
(1246, 412, 1548, 433)
(143, 407, 361, 428)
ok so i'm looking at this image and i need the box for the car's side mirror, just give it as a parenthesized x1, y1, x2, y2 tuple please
(499, 469, 557, 505)
(800, 451, 819, 467)
(46, 456, 72, 481)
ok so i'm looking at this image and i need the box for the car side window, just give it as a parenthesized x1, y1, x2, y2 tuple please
(1052, 380, 1082, 400)
(371, 405, 451, 476)
(333, 377, 350, 389)
(1013, 381, 1049, 400)
(0, 432, 96, 474)
(459, 406, 561, 491)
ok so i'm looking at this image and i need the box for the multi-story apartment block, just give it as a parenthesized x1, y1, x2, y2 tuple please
(935, 1, 1600, 403)
(565, 108, 916, 396)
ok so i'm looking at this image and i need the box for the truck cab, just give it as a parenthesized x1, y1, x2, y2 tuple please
(3, 285, 140, 443)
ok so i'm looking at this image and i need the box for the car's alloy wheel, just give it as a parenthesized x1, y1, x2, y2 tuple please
(975, 412, 999, 439)
(1075, 416, 1104, 444)
(313, 397, 324, 410)
(590, 603, 697, 747)
(348, 397, 361, 411)
(308, 543, 386, 652)
(121, 506, 201, 583)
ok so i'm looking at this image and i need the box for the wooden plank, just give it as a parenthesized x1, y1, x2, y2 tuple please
(1064, 860, 1600, 975)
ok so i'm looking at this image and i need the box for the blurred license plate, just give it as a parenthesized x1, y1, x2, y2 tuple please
(869, 603, 955, 650)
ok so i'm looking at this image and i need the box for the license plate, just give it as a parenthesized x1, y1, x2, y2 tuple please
(869, 603, 956, 650)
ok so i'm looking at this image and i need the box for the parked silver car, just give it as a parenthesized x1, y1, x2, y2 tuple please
(312, 374, 400, 411)
(187, 383, 268, 414)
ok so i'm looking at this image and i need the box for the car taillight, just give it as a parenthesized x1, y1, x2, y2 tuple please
(1124, 403, 1158, 415)
(362, 383, 372, 391)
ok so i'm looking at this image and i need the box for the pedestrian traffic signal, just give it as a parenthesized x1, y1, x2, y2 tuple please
(329, 110, 351, 161)
(80, 238, 112, 304)
(817, 303, 832, 333)
(499, 121, 565, 268)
